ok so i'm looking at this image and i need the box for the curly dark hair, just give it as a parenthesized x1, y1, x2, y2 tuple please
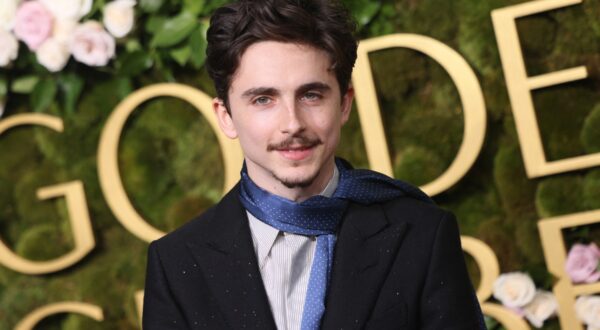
(205, 0, 358, 110)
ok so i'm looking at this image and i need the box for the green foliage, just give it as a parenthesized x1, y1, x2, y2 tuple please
(536, 175, 585, 217)
(583, 170, 600, 210)
(393, 145, 445, 186)
(581, 104, 600, 153)
(493, 143, 537, 219)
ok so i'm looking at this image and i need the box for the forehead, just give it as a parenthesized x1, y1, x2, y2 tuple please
(229, 41, 336, 95)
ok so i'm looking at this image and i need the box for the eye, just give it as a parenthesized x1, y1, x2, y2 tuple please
(301, 91, 322, 101)
(253, 96, 272, 105)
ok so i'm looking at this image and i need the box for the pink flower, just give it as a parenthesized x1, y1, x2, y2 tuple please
(69, 21, 116, 67)
(13, 1, 53, 50)
(565, 243, 600, 283)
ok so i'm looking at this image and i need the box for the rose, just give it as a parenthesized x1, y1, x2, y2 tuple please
(39, 0, 92, 20)
(566, 243, 600, 283)
(103, 0, 136, 38)
(52, 19, 77, 44)
(70, 21, 116, 66)
(522, 290, 557, 328)
(0, 29, 19, 67)
(493, 272, 536, 308)
(576, 295, 600, 328)
(13, 0, 53, 50)
(0, 0, 21, 31)
(36, 38, 70, 72)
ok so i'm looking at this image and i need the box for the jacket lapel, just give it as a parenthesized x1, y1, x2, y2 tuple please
(185, 186, 276, 330)
(322, 202, 408, 329)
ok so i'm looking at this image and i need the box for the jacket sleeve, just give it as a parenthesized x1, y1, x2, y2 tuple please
(142, 241, 187, 329)
(420, 211, 486, 330)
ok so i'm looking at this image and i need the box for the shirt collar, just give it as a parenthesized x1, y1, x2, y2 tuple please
(246, 163, 340, 269)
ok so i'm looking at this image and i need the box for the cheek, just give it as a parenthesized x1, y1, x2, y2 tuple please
(233, 114, 274, 142)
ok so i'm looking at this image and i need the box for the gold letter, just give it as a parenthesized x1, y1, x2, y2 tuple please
(0, 114, 95, 274)
(135, 290, 144, 328)
(538, 209, 600, 330)
(98, 83, 244, 242)
(352, 34, 486, 196)
(492, 0, 594, 178)
(462, 236, 531, 330)
(15, 302, 103, 330)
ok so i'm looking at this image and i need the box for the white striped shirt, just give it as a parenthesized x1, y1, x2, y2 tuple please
(247, 166, 339, 330)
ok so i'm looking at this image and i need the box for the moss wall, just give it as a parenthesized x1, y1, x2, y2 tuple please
(1, 0, 599, 329)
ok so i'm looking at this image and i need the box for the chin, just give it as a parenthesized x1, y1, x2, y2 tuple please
(272, 166, 321, 189)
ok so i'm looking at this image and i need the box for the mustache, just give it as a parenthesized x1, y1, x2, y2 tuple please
(267, 135, 322, 151)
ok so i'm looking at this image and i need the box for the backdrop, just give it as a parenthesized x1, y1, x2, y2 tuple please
(1, 0, 599, 329)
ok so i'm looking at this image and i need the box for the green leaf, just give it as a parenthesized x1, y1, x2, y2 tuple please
(11, 76, 40, 94)
(0, 78, 7, 98)
(140, 0, 164, 13)
(113, 77, 133, 100)
(119, 51, 154, 76)
(58, 74, 84, 115)
(189, 22, 208, 68)
(31, 79, 58, 112)
(170, 45, 192, 66)
(344, 0, 382, 27)
(151, 11, 197, 48)
(184, 0, 205, 15)
(125, 39, 143, 52)
(201, 0, 230, 15)
(145, 16, 167, 33)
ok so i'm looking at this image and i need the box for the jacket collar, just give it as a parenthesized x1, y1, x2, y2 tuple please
(186, 184, 408, 329)
(186, 184, 277, 330)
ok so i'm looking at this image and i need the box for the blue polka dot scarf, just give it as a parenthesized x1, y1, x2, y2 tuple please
(238, 158, 432, 330)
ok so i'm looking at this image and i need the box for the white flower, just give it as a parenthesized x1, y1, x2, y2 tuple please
(40, 0, 92, 21)
(493, 272, 536, 308)
(0, 0, 20, 31)
(70, 21, 115, 66)
(103, 0, 136, 38)
(36, 38, 70, 72)
(577, 295, 600, 328)
(522, 290, 557, 328)
(0, 29, 19, 67)
(52, 19, 77, 44)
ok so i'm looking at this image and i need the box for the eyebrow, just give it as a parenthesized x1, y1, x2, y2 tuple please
(241, 87, 279, 98)
(240, 82, 332, 99)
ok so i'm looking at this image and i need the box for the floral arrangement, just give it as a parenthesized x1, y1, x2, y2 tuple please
(492, 272, 558, 328)
(0, 0, 229, 117)
(566, 242, 600, 284)
(576, 295, 600, 330)
(490, 243, 600, 328)
(0, 0, 134, 72)
(566, 243, 600, 330)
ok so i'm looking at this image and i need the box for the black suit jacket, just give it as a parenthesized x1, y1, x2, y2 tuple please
(143, 184, 483, 329)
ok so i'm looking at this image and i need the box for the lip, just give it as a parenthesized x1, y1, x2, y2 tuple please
(276, 145, 315, 161)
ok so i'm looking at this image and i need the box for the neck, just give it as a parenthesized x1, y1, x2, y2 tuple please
(246, 159, 336, 202)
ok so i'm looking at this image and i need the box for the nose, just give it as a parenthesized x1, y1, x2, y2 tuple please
(279, 99, 305, 134)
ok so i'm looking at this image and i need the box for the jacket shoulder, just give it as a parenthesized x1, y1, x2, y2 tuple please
(381, 195, 451, 227)
(151, 183, 243, 251)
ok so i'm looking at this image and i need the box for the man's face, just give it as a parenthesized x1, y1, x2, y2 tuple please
(214, 41, 353, 199)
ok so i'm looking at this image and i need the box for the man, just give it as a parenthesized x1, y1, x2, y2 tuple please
(143, 0, 485, 329)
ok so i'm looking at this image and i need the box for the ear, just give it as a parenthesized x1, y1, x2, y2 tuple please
(340, 85, 354, 125)
(213, 98, 238, 139)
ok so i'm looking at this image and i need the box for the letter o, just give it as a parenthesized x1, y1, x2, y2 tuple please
(98, 83, 243, 243)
